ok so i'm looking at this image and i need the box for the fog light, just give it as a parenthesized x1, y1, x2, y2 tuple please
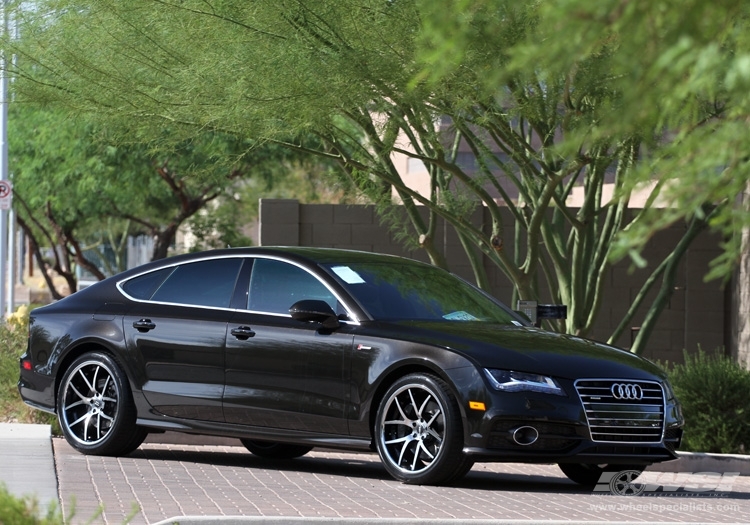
(512, 426, 539, 446)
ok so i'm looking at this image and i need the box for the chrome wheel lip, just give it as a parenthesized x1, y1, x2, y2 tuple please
(378, 382, 446, 475)
(60, 359, 120, 447)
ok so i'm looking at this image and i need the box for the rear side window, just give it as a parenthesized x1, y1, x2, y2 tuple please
(145, 258, 243, 308)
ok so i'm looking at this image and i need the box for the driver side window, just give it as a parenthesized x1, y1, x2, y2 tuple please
(248, 258, 338, 315)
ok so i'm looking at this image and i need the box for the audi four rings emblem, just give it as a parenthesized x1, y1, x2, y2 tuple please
(611, 383, 644, 400)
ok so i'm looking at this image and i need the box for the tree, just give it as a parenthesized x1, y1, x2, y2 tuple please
(9, 105, 252, 296)
(2, 0, 724, 352)
(415, 0, 750, 279)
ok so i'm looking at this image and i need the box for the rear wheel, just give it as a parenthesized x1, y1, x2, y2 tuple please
(559, 463, 646, 486)
(240, 439, 312, 459)
(57, 352, 147, 456)
(375, 373, 468, 485)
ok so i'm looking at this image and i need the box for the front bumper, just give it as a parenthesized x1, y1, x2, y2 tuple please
(458, 376, 684, 466)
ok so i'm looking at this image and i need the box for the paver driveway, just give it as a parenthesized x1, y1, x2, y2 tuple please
(52, 439, 750, 525)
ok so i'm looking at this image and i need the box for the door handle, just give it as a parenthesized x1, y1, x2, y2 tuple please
(231, 326, 256, 340)
(133, 319, 156, 332)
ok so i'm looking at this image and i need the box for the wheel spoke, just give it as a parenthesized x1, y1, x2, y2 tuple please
(417, 440, 435, 461)
(70, 412, 91, 428)
(64, 399, 87, 411)
(425, 426, 443, 443)
(398, 439, 413, 467)
(100, 374, 112, 395)
(77, 368, 96, 394)
(407, 389, 418, 411)
(410, 443, 420, 471)
(384, 434, 410, 446)
(395, 396, 410, 422)
(68, 383, 88, 402)
(416, 393, 432, 418)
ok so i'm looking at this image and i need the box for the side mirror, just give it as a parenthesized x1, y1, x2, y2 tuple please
(289, 300, 340, 329)
(516, 300, 567, 327)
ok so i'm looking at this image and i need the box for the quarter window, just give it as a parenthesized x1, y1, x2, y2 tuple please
(121, 268, 172, 300)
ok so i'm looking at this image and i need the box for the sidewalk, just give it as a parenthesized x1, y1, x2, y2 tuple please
(0, 423, 59, 512)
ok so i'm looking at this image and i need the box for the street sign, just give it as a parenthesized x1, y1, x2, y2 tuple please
(0, 180, 11, 210)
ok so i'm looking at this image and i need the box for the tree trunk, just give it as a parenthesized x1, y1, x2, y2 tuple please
(732, 185, 750, 369)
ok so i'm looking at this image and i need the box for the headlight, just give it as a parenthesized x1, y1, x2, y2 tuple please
(484, 369, 565, 396)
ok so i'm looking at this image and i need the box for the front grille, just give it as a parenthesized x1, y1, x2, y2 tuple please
(575, 379, 665, 443)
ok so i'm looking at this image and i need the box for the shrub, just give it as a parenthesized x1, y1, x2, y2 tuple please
(0, 306, 57, 429)
(668, 349, 750, 454)
(0, 484, 65, 525)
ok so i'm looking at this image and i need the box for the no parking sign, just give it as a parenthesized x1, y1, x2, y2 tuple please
(0, 180, 11, 210)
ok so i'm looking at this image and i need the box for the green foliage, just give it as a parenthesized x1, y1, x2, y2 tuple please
(0, 485, 66, 525)
(417, 0, 750, 280)
(0, 307, 58, 429)
(668, 349, 750, 454)
(3, 0, 727, 353)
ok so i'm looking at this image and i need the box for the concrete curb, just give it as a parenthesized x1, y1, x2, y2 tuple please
(152, 516, 739, 525)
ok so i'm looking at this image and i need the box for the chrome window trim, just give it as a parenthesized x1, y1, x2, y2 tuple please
(116, 253, 361, 324)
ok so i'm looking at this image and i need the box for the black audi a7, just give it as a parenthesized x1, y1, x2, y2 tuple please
(19, 247, 683, 485)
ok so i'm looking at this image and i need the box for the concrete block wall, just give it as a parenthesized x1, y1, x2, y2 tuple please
(259, 199, 727, 364)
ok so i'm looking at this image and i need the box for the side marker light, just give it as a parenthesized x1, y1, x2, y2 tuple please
(469, 401, 486, 411)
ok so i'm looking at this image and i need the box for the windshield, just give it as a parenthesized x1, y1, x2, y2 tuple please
(324, 261, 519, 324)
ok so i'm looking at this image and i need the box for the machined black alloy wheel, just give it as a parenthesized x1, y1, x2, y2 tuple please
(57, 352, 146, 456)
(375, 373, 469, 485)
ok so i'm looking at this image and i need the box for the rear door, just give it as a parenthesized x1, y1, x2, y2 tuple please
(123, 257, 244, 422)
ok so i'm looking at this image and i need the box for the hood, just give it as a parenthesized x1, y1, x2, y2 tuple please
(385, 321, 666, 381)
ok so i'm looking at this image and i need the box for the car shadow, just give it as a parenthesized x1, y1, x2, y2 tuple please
(129, 445, 596, 493)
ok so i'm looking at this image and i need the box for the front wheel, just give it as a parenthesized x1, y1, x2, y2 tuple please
(240, 439, 312, 459)
(375, 373, 468, 485)
(57, 352, 147, 456)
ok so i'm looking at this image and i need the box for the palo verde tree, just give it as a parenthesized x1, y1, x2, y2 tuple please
(8, 104, 258, 297)
(3, 0, 729, 352)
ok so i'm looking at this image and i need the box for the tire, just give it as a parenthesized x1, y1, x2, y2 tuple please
(57, 352, 147, 456)
(240, 439, 312, 459)
(559, 463, 646, 486)
(375, 373, 467, 485)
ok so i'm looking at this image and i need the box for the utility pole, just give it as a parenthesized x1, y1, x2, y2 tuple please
(0, 0, 9, 318)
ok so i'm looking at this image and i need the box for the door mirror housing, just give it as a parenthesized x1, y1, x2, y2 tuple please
(289, 300, 340, 329)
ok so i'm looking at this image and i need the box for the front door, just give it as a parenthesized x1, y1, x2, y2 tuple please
(223, 257, 353, 434)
